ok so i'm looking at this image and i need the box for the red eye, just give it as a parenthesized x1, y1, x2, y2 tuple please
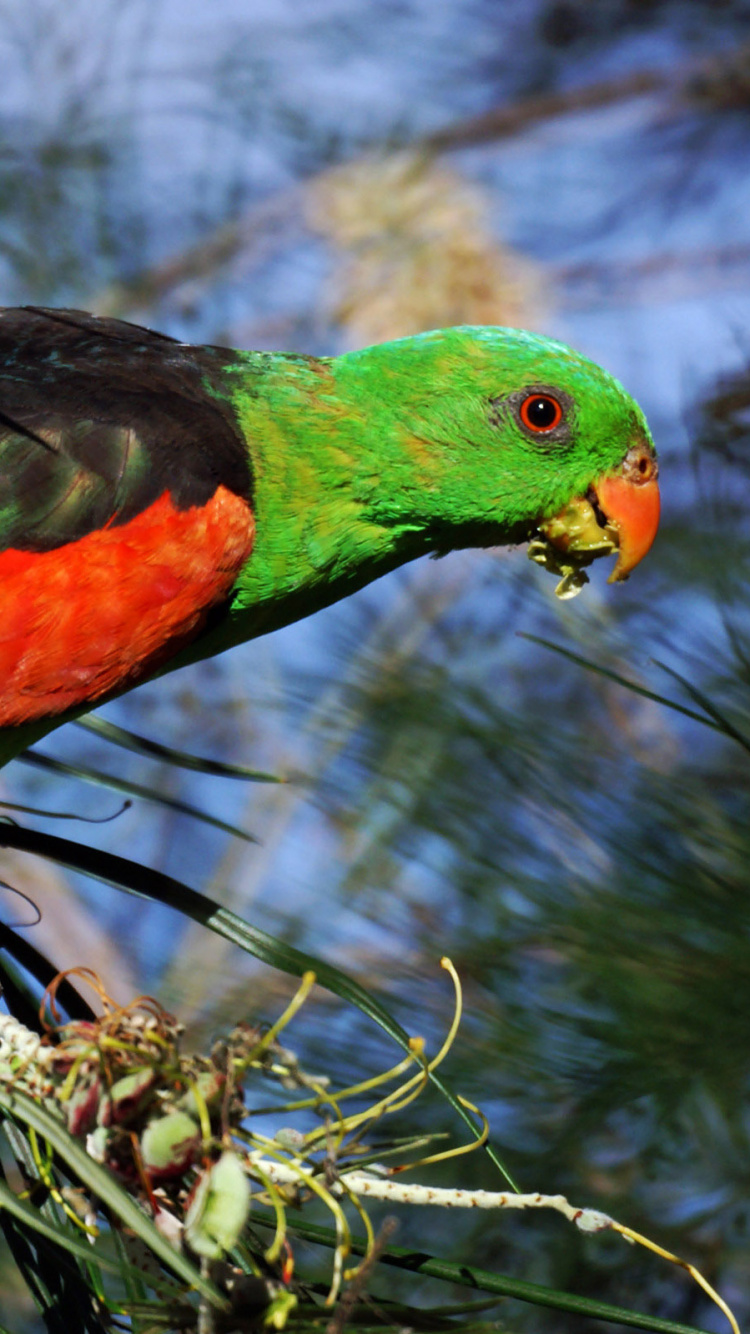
(519, 393, 563, 433)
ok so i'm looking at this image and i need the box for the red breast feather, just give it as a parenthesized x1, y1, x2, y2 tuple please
(0, 487, 253, 726)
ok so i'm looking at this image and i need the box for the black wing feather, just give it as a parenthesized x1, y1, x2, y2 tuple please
(0, 307, 252, 552)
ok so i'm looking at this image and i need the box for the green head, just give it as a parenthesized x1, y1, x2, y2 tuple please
(332, 325, 658, 560)
(229, 324, 659, 630)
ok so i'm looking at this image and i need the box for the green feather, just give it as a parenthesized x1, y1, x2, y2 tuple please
(207, 324, 653, 653)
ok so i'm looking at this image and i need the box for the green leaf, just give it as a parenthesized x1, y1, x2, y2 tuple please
(254, 1211, 714, 1334)
(0, 923, 96, 1021)
(521, 633, 750, 756)
(20, 749, 259, 842)
(0, 1177, 134, 1278)
(74, 715, 286, 782)
(519, 634, 723, 731)
(0, 1200, 109, 1334)
(651, 658, 750, 754)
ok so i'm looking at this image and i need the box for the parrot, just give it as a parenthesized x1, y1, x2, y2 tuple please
(0, 306, 659, 753)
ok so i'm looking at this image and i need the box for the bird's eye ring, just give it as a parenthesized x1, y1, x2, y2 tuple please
(519, 393, 564, 433)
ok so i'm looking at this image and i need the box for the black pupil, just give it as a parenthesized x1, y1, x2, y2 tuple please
(527, 396, 558, 429)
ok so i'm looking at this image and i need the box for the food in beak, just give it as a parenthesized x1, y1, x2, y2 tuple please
(528, 444, 660, 598)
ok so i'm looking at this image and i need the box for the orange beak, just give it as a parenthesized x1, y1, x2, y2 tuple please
(532, 441, 660, 597)
(593, 445, 660, 582)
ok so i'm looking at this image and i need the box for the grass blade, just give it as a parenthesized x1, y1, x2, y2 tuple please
(20, 750, 259, 843)
(0, 923, 96, 1022)
(0, 1209, 108, 1334)
(257, 1212, 714, 1334)
(652, 659, 750, 754)
(0, 1178, 123, 1276)
(74, 716, 286, 782)
(519, 634, 723, 731)
(521, 634, 750, 756)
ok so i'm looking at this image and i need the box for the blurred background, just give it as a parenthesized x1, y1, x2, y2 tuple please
(1, 0, 750, 1328)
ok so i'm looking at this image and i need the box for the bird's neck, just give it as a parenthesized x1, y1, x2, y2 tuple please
(217, 348, 441, 646)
